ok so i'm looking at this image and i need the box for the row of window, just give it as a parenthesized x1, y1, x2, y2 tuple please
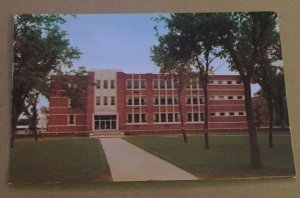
(210, 95, 244, 100)
(126, 79, 242, 90)
(127, 113, 204, 123)
(126, 96, 205, 106)
(96, 96, 115, 106)
(210, 111, 246, 117)
(96, 80, 115, 89)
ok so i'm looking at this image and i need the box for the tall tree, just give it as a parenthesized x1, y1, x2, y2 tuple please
(253, 20, 281, 148)
(151, 33, 193, 142)
(12, 14, 81, 147)
(217, 12, 279, 168)
(153, 14, 222, 149)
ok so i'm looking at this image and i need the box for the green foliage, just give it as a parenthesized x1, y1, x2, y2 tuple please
(13, 14, 81, 118)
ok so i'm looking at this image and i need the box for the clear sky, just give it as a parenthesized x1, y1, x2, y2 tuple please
(61, 14, 235, 74)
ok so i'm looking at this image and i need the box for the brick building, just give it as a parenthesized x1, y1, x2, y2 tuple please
(48, 69, 248, 135)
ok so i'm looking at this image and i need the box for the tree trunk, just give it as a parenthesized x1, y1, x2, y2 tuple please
(267, 91, 274, 149)
(203, 84, 209, 149)
(178, 89, 187, 142)
(244, 80, 263, 168)
(10, 105, 17, 148)
(32, 93, 39, 142)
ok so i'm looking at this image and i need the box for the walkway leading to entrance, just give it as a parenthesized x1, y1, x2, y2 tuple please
(100, 138, 198, 182)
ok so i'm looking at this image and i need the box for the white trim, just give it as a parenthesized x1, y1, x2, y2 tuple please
(48, 125, 87, 127)
(49, 113, 87, 116)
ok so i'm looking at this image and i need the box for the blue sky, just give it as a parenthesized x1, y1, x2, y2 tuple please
(61, 14, 235, 74)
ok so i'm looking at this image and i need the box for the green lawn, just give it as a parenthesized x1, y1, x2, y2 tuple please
(124, 134, 295, 179)
(9, 138, 112, 183)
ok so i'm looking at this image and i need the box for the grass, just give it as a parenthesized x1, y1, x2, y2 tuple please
(124, 134, 296, 179)
(9, 138, 112, 184)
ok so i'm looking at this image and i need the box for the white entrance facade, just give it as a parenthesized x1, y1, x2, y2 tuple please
(93, 69, 120, 132)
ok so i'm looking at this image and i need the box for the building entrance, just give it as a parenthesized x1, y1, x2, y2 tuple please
(94, 115, 117, 131)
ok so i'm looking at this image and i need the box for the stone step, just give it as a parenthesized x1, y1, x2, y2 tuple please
(89, 131, 125, 138)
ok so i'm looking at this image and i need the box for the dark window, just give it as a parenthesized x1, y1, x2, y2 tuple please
(200, 113, 204, 121)
(187, 113, 192, 122)
(237, 96, 243, 100)
(127, 98, 132, 105)
(96, 80, 101, 89)
(167, 97, 173, 105)
(228, 96, 233, 100)
(141, 114, 146, 122)
(186, 97, 191, 104)
(127, 80, 132, 89)
(238, 112, 244, 116)
(220, 112, 225, 116)
(166, 80, 172, 89)
(154, 114, 159, 122)
(168, 113, 173, 122)
(111, 80, 115, 89)
(141, 97, 146, 105)
(104, 97, 108, 105)
(229, 112, 234, 116)
(210, 112, 215, 116)
(160, 97, 166, 105)
(69, 115, 75, 125)
(153, 80, 158, 89)
(127, 114, 133, 123)
(103, 80, 108, 89)
(161, 113, 166, 122)
(134, 114, 140, 123)
(141, 80, 146, 89)
(194, 113, 199, 122)
(160, 80, 165, 89)
(154, 97, 159, 105)
(192, 97, 198, 104)
(111, 97, 115, 105)
(227, 81, 232, 84)
(237, 79, 242, 84)
(134, 80, 139, 89)
(134, 97, 139, 105)
(96, 96, 100, 106)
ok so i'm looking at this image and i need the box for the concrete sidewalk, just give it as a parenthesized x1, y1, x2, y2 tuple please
(100, 138, 198, 182)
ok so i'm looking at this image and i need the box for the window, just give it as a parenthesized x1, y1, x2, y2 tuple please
(186, 97, 192, 104)
(96, 80, 101, 89)
(133, 97, 139, 105)
(210, 112, 216, 116)
(127, 98, 132, 105)
(104, 80, 108, 89)
(227, 81, 232, 84)
(141, 97, 146, 105)
(159, 80, 165, 89)
(192, 97, 198, 105)
(127, 114, 133, 123)
(218, 96, 225, 100)
(237, 79, 242, 84)
(237, 96, 243, 100)
(96, 96, 100, 106)
(160, 97, 166, 105)
(127, 80, 132, 89)
(175, 113, 180, 122)
(111, 80, 115, 89)
(127, 97, 146, 105)
(187, 113, 192, 122)
(238, 112, 245, 116)
(199, 97, 205, 104)
(141, 114, 146, 122)
(153, 79, 158, 89)
(134, 114, 140, 123)
(168, 113, 173, 122)
(229, 112, 235, 116)
(220, 112, 225, 116)
(68, 115, 75, 125)
(200, 113, 204, 121)
(167, 97, 173, 105)
(104, 96, 108, 105)
(141, 80, 146, 89)
(228, 96, 233, 100)
(161, 113, 166, 122)
(218, 80, 223, 84)
(154, 97, 159, 105)
(166, 80, 172, 89)
(111, 96, 115, 105)
(133, 80, 139, 89)
(194, 113, 199, 122)
(174, 97, 179, 104)
(154, 114, 159, 122)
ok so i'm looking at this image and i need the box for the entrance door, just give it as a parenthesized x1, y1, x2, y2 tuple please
(94, 115, 117, 131)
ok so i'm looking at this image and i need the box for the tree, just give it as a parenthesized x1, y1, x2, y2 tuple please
(12, 14, 81, 147)
(253, 20, 281, 149)
(217, 12, 279, 168)
(152, 14, 223, 149)
(151, 33, 193, 142)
